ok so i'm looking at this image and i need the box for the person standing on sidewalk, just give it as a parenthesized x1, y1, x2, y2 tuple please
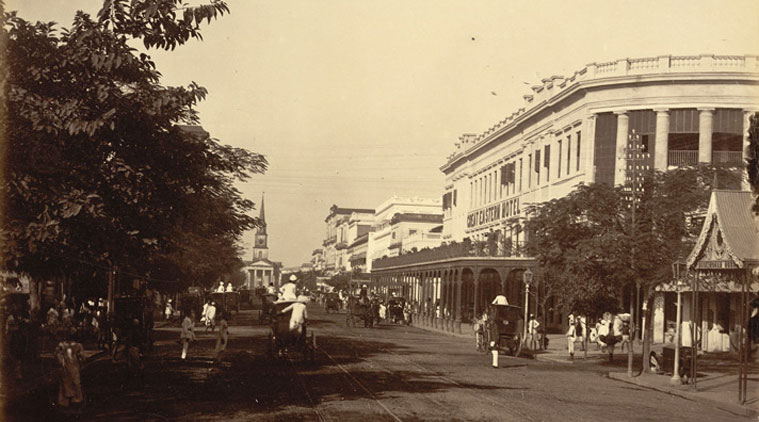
(180, 310, 196, 360)
(567, 314, 577, 360)
(527, 314, 540, 350)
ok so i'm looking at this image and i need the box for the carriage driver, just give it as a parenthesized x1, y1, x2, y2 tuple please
(279, 275, 298, 302)
(280, 295, 309, 336)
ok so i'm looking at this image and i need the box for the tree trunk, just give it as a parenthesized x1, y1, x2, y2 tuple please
(640, 286, 655, 373)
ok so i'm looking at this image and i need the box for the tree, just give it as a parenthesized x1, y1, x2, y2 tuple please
(0, 1, 266, 298)
(525, 164, 740, 370)
(747, 113, 759, 214)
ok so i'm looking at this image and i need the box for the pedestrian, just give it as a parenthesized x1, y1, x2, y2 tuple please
(473, 312, 487, 352)
(403, 303, 412, 325)
(527, 314, 540, 350)
(165, 299, 174, 321)
(567, 314, 577, 360)
(619, 316, 631, 353)
(204, 301, 217, 332)
(125, 318, 145, 386)
(55, 333, 85, 408)
(180, 310, 196, 360)
(576, 316, 586, 351)
(214, 311, 229, 365)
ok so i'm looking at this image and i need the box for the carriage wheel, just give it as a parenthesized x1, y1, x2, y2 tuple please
(509, 335, 523, 357)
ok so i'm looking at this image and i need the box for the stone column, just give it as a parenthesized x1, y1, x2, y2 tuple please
(654, 109, 670, 170)
(455, 274, 463, 333)
(584, 114, 597, 183)
(614, 111, 629, 186)
(698, 108, 714, 163)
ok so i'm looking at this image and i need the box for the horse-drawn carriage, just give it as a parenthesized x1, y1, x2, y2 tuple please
(483, 304, 524, 357)
(267, 300, 315, 362)
(387, 297, 406, 324)
(209, 291, 240, 315)
(324, 292, 341, 313)
(345, 296, 377, 327)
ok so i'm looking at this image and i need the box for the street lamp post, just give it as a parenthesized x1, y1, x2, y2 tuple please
(523, 268, 533, 347)
(671, 262, 685, 385)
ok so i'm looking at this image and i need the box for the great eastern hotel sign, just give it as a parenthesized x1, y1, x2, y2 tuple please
(467, 198, 520, 229)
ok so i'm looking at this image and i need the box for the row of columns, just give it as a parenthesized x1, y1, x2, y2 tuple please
(614, 108, 755, 186)
(373, 266, 527, 334)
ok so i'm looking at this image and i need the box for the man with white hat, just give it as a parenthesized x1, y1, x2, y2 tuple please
(279, 275, 298, 302)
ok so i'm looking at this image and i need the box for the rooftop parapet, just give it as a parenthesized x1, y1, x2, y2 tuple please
(443, 54, 759, 169)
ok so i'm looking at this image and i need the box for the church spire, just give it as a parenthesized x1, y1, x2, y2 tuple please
(258, 193, 266, 235)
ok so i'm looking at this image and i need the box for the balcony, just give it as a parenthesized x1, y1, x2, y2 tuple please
(335, 242, 348, 250)
(668, 150, 743, 167)
(372, 240, 527, 270)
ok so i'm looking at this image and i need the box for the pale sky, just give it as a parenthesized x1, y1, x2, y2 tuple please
(8, 0, 759, 267)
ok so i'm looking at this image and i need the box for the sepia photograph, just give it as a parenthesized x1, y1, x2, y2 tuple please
(1, 1, 758, 421)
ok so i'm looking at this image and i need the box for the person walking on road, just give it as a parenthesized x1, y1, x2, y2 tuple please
(204, 301, 217, 332)
(214, 311, 229, 365)
(567, 314, 577, 360)
(55, 334, 85, 408)
(180, 310, 196, 360)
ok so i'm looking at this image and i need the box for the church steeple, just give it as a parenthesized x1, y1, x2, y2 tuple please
(253, 193, 268, 260)
(258, 193, 267, 235)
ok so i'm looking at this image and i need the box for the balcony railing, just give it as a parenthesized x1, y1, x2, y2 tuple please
(372, 240, 527, 270)
(668, 150, 698, 166)
(711, 150, 743, 165)
(668, 150, 743, 167)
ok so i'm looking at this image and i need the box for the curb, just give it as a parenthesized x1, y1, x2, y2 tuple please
(607, 372, 758, 419)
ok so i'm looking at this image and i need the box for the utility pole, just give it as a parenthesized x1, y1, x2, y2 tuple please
(624, 129, 646, 377)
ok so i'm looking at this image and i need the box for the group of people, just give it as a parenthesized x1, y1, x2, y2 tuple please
(179, 307, 229, 363)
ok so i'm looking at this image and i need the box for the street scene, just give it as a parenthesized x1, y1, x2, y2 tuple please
(2, 1, 759, 421)
(1, 303, 751, 422)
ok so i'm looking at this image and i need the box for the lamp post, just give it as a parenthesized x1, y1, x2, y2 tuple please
(523, 268, 533, 347)
(671, 261, 685, 385)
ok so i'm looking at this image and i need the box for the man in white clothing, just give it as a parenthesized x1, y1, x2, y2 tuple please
(280, 298, 307, 334)
(215, 281, 225, 293)
(279, 275, 298, 301)
(491, 294, 509, 305)
(225, 282, 234, 292)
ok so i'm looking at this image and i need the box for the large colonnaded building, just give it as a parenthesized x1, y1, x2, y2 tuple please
(370, 54, 759, 340)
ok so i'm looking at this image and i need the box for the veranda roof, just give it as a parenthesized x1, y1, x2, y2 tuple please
(686, 190, 759, 269)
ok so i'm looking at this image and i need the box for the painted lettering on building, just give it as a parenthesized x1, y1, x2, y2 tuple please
(466, 198, 520, 229)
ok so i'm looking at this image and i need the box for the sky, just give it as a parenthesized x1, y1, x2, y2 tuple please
(8, 0, 759, 267)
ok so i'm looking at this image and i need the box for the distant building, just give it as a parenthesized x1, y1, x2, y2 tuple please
(242, 194, 281, 289)
(369, 54, 759, 335)
(322, 205, 374, 276)
(310, 248, 325, 272)
(366, 197, 443, 272)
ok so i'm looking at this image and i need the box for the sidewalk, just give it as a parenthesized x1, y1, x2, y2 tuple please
(608, 371, 758, 418)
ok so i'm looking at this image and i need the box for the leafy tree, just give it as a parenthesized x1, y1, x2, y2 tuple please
(747, 113, 759, 214)
(525, 164, 740, 370)
(0, 1, 266, 299)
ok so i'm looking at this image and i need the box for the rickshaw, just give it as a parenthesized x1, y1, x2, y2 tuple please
(387, 297, 406, 324)
(267, 300, 315, 362)
(486, 304, 524, 357)
(324, 292, 341, 313)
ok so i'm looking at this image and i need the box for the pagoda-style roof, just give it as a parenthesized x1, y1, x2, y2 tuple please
(686, 190, 759, 270)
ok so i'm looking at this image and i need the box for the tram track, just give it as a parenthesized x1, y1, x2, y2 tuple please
(324, 324, 538, 422)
